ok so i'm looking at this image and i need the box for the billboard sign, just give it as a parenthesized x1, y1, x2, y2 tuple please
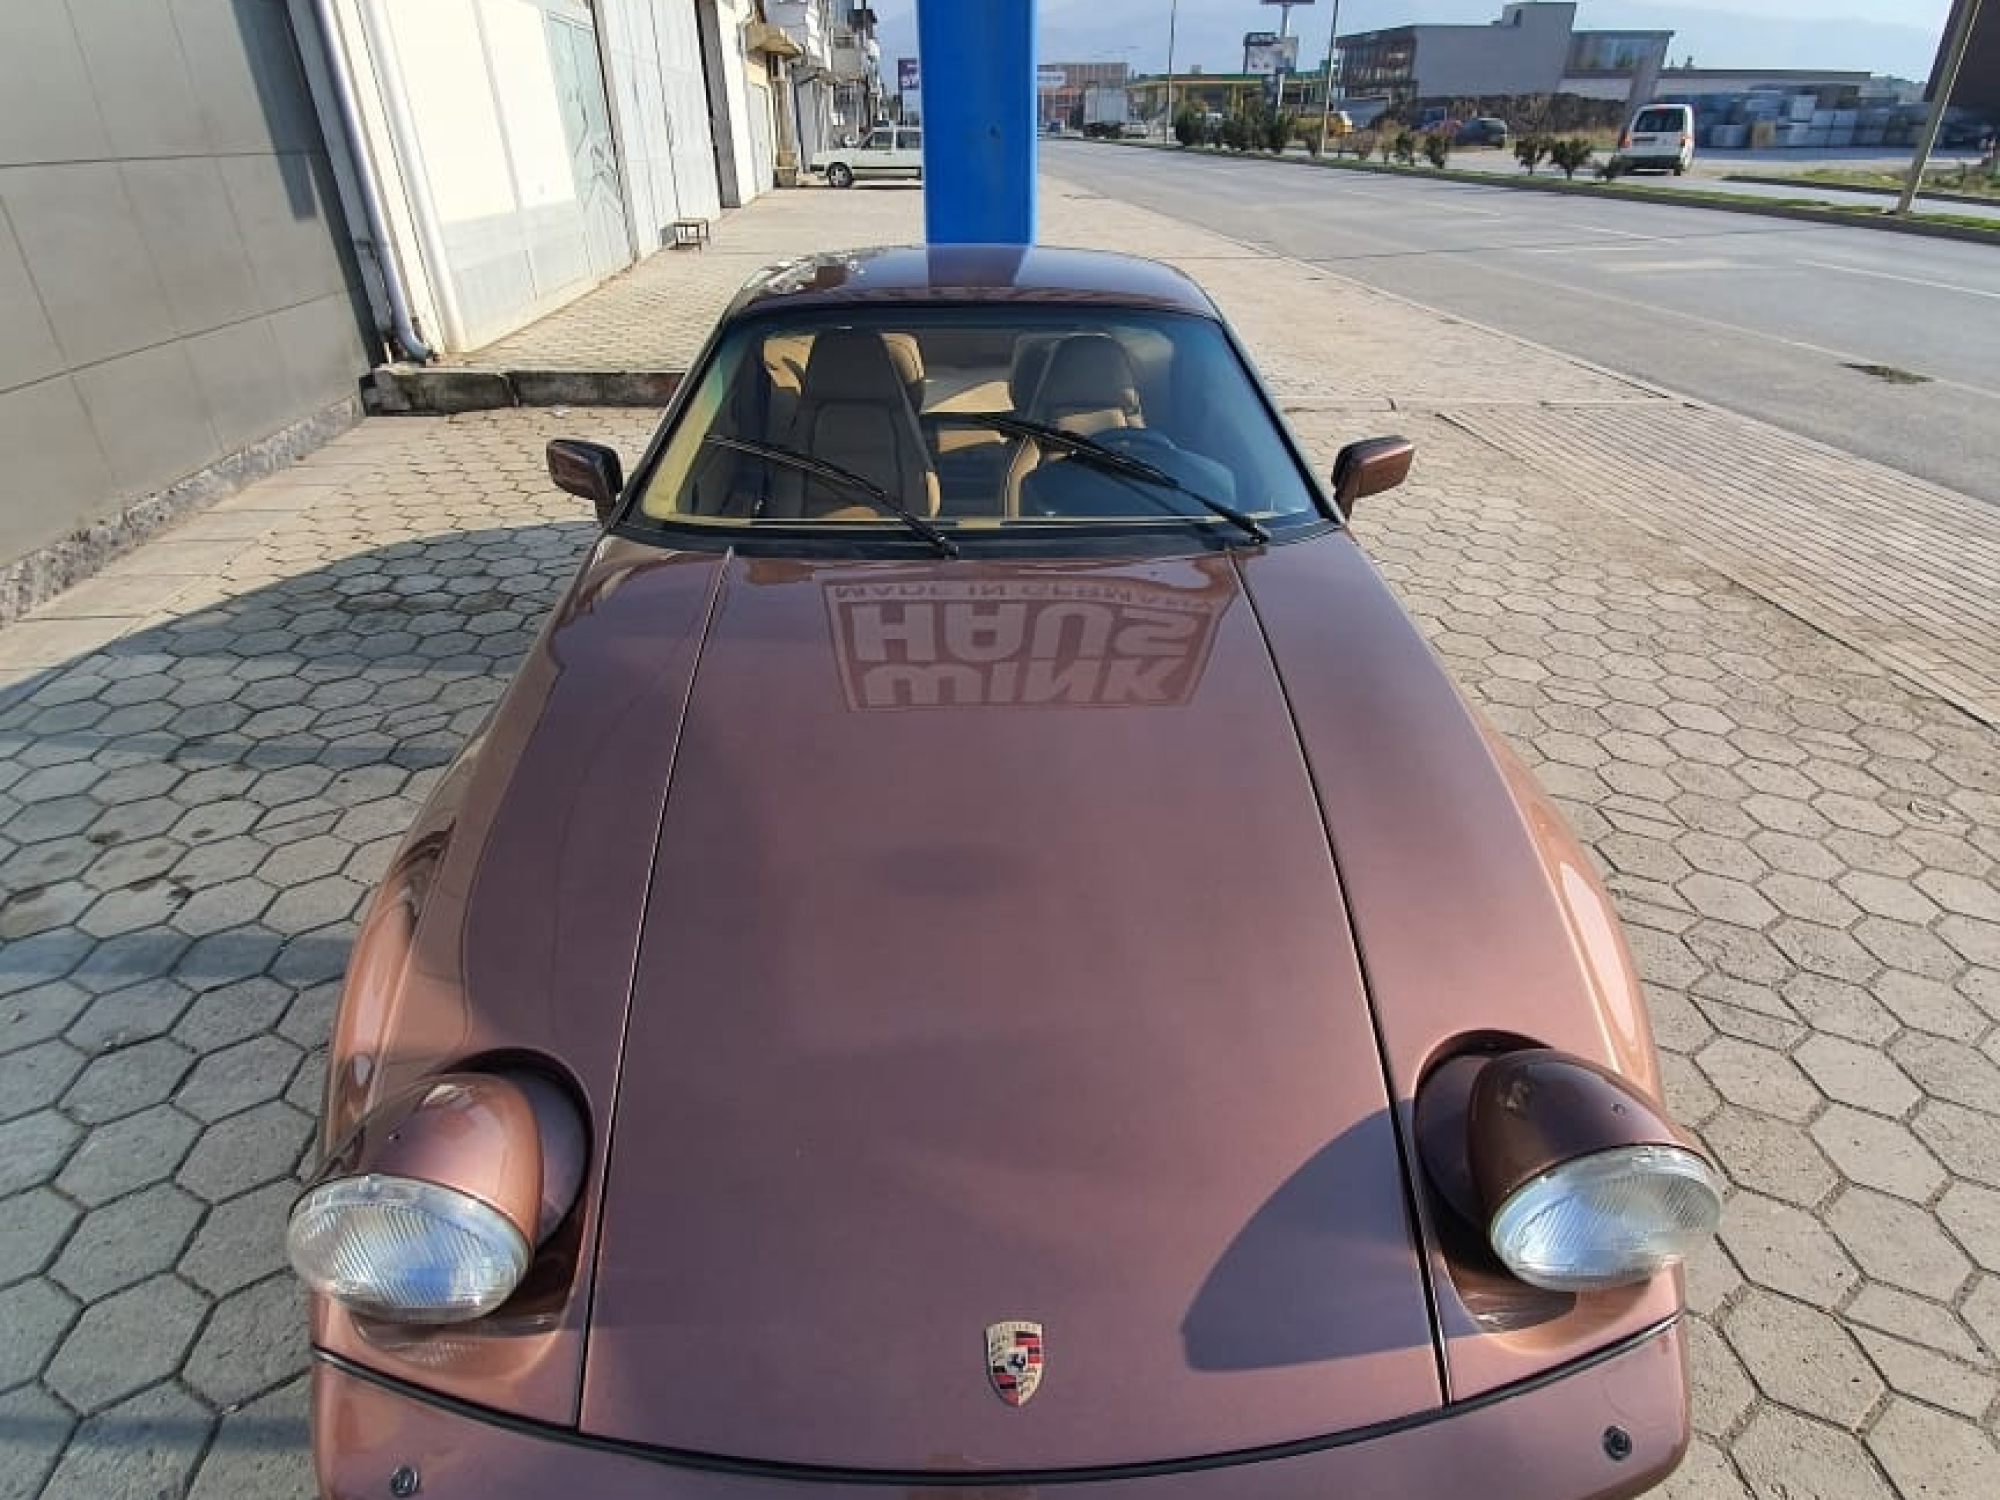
(1244, 33, 1299, 76)
(897, 56, 920, 121)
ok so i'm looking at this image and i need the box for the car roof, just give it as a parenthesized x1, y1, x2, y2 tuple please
(724, 245, 1222, 320)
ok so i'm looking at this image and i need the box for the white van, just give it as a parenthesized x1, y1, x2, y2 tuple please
(1616, 103, 1695, 174)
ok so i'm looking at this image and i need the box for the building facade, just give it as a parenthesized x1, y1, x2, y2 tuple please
(0, 0, 883, 617)
(1338, 2, 1670, 106)
(0, 0, 371, 617)
(1931, 0, 2000, 119)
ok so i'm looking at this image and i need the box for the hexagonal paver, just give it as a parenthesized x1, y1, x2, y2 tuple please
(1892, 1033, 2000, 1114)
(35, 1379, 208, 1500)
(0, 1186, 77, 1288)
(1719, 1190, 1862, 1305)
(1852, 1326, 1999, 1420)
(1810, 1106, 1948, 1202)
(170, 977, 291, 1051)
(1938, 1181, 2000, 1274)
(1703, 1106, 1837, 1208)
(64, 978, 196, 1054)
(1685, 1313, 1756, 1438)
(49, 1184, 203, 1302)
(52, 1103, 199, 1208)
(178, 1181, 296, 1298)
(42, 1272, 210, 1416)
(0, 1039, 86, 1121)
(1732, 1406, 1896, 1500)
(1865, 1394, 2000, 1499)
(0, 1277, 78, 1392)
(182, 1374, 312, 1500)
(178, 1100, 315, 1201)
(0, 1382, 70, 1500)
(1694, 1036, 1823, 1123)
(0, 980, 91, 1053)
(1724, 1288, 1883, 1429)
(173, 1033, 303, 1123)
(59, 1037, 195, 1125)
(1793, 1034, 1921, 1117)
(182, 1273, 306, 1409)
(0, 1109, 81, 1198)
(1826, 1187, 1974, 1300)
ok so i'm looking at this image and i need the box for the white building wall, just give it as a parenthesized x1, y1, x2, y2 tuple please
(338, 0, 633, 353)
(710, 0, 775, 208)
(598, 0, 723, 249)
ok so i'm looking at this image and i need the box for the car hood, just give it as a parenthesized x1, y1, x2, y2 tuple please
(579, 547, 1442, 1469)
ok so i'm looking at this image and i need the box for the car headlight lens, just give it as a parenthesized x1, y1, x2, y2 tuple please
(288, 1174, 530, 1323)
(1488, 1143, 1721, 1292)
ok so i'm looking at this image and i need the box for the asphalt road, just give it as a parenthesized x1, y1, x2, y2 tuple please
(1046, 141, 2000, 504)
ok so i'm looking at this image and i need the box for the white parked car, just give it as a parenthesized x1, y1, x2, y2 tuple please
(811, 125, 923, 188)
(1613, 103, 1694, 174)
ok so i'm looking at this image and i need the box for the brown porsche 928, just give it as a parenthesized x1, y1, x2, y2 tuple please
(289, 246, 1721, 1499)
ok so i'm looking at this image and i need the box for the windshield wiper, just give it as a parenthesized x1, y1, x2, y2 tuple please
(934, 413, 1270, 544)
(703, 435, 958, 558)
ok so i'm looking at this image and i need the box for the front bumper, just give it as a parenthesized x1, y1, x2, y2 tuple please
(312, 1320, 1688, 1499)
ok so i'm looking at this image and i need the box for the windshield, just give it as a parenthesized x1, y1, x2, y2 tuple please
(633, 307, 1325, 546)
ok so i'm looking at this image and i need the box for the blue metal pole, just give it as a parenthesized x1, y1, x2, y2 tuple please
(918, 0, 1036, 243)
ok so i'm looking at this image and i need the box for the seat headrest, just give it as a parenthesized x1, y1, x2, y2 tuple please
(880, 332, 925, 412)
(800, 330, 908, 403)
(1009, 334, 1061, 411)
(1033, 334, 1140, 421)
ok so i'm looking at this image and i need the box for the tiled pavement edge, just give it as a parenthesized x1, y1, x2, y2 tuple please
(1, 178, 1996, 1498)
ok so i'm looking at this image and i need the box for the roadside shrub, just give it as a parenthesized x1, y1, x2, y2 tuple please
(1349, 130, 1378, 161)
(1173, 108, 1202, 148)
(1266, 110, 1297, 155)
(1391, 130, 1417, 166)
(1422, 130, 1452, 169)
(1514, 134, 1550, 174)
(1548, 136, 1594, 179)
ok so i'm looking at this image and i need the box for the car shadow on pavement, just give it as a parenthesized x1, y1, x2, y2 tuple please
(0, 518, 601, 1498)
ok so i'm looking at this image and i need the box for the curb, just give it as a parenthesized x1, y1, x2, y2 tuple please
(1720, 171, 2000, 209)
(1082, 138, 2000, 246)
(367, 366, 682, 415)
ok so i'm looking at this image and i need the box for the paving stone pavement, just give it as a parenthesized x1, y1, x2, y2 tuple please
(2, 177, 1998, 1497)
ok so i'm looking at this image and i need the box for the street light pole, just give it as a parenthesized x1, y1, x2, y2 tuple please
(1165, 0, 1179, 136)
(1318, 0, 1344, 148)
(1900, 0, 1984, 216)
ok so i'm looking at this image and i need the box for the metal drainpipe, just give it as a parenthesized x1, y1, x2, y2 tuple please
(305, 0, 434, 363)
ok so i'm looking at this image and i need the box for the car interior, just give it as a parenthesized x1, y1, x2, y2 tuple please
(646, 315, 1314, 529)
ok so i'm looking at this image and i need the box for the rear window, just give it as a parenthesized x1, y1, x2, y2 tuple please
(1633, 108, 1685, 133)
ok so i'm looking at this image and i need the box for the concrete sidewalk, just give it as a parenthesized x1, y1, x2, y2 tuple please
(1, 178, 1996, 1499)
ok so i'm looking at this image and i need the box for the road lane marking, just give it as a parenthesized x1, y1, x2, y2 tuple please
(1798, 260, 2000, 302)
(1559, 223, 1660, 240)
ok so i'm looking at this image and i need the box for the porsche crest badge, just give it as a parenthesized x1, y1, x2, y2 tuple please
(986, 1321, 1044, 1407)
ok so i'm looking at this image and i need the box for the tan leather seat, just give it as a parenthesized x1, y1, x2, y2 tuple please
(1005, 333, 1142, 513)
(766, 329, 940, 520)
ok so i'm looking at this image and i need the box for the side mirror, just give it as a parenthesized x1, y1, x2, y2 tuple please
(546, 440, 625, 526)
(1330, 436, 1415, 518)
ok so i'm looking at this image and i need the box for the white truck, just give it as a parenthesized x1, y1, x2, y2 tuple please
(1082, 85, 1138, 138)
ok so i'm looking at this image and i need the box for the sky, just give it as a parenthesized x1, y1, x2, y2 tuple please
(867, 2, 1957, 85)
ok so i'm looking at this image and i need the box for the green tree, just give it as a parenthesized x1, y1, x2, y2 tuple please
(1422, 130, 1452, 169)
(1548, 136, 1595, 179)
(1514, 134, 1550, 174)
(1391, 130, 1417, 166)
(1173, 107, 1203, 148)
